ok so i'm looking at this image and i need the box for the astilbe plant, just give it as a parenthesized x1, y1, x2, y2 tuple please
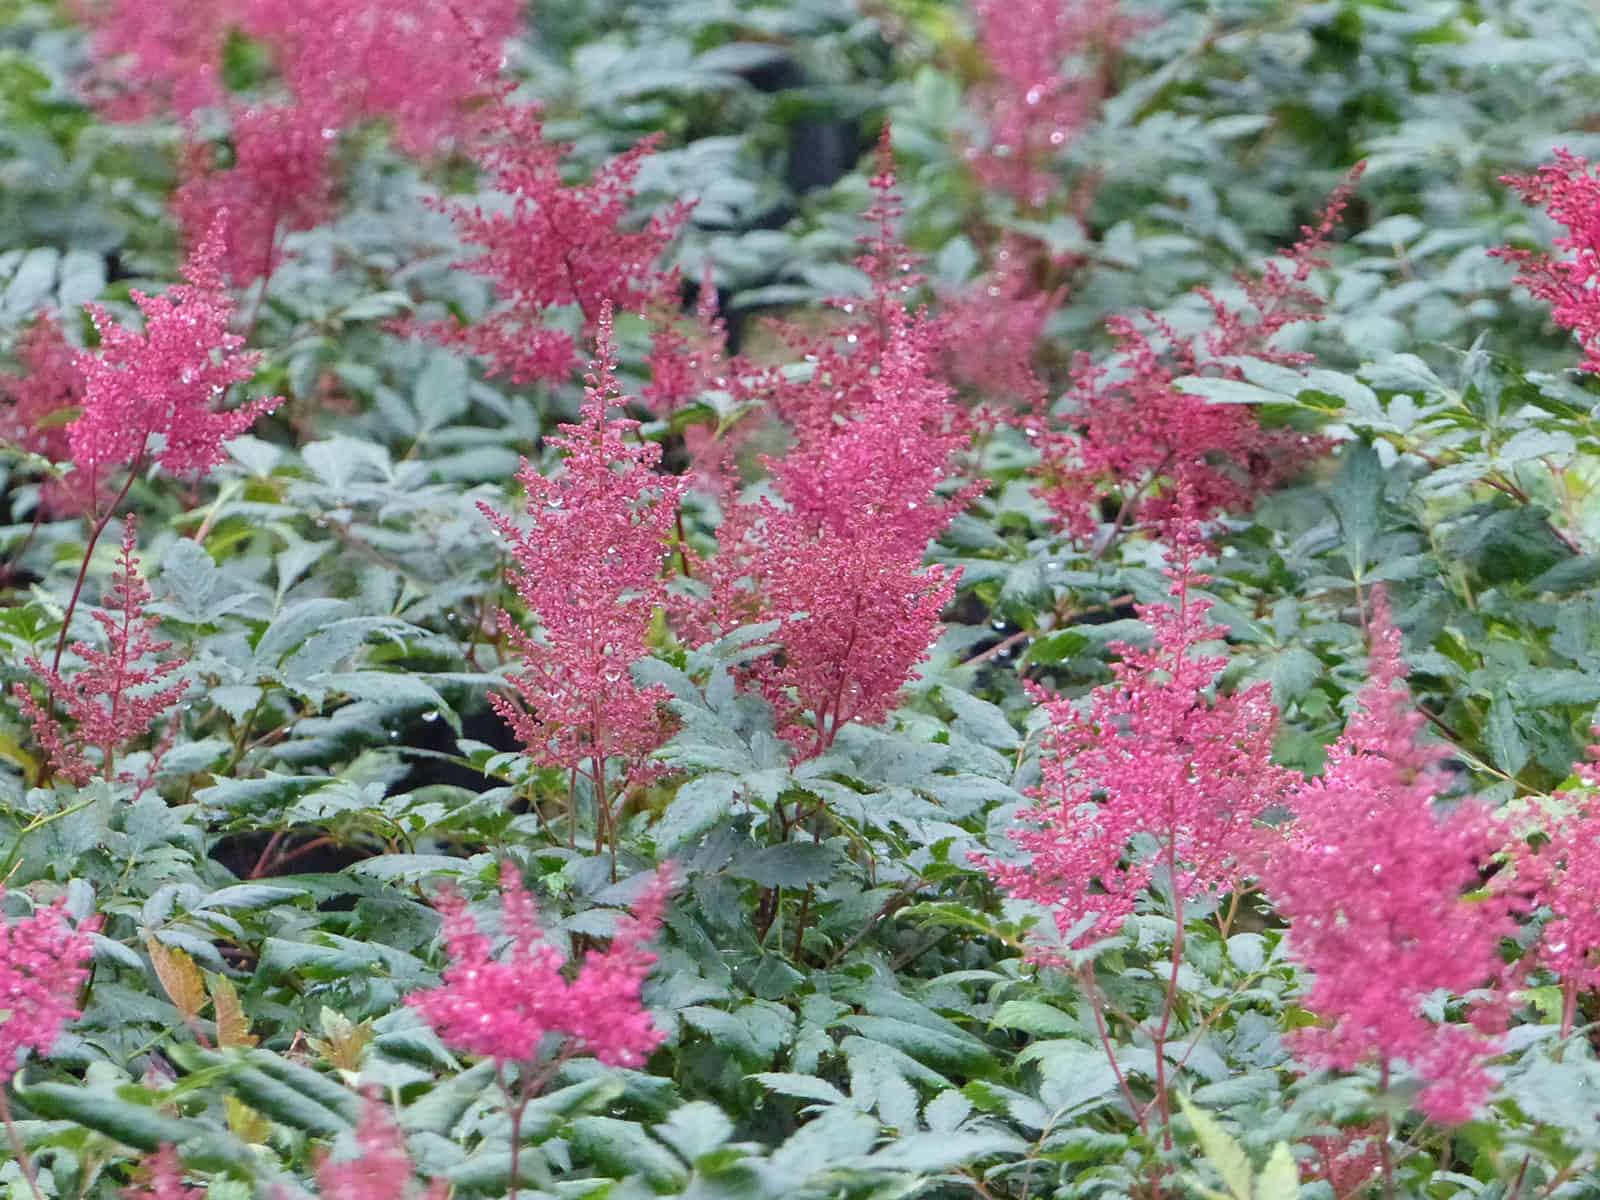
(981, 525, 1292, 955)
(1496, 149, 1600, 373)
(417, 78, 689, 385)
(687, 135, 975, 760)
(1260, 596, 1516, 1126)
(70, 0, 236, 120)
(479, 307, 685, 847)
(704, 306, 969, 760)
(310, 1096, 446, 1200)
(173, 102, 336, 285)
(939, 241, 1059, 411)
(72, 215, 278, 481)
(50, 217, 277, 678)
(408, 862, 671, 1199)
(72, 0, 522, 157)
(121, 1145, 203, 1200)
(12, 517, 189, 786)
(240, 0, 523, 158)
(1032, 169, 1362, 537)
(979, 524, 1291, 1147)
(0, 892, 98, 1200)
(966, 0, 1132, 210)
(1500, 737, 1600, 1037)
(0, 315, 97, 520)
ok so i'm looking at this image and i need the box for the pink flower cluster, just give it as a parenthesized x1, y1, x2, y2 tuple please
(122, 1145, 203, 1200)
(1501, 737, 1600, 1030)
(242, 0, 523, 158)
(408, 862, 671, 1070)
(0, 316, 100, 517)
(72, 218, 279, 478)
(13, 518, 189, 785)
(1033, 169, 1362, 535)
(479, 307, 684, 791)
(173, 102, 335, 285)
(967, 0, 1131, 209)
(687, 139, 973, 757)
(72, 0, 521, 156)
(1260, 597, 1515, 1124)
(1496, 149, 1600, 373)
(313, 1097, 445, 1200)
(0, 892, 98, 1085)
(419, 98, 689, 386)
(981, 527, 1292, 955)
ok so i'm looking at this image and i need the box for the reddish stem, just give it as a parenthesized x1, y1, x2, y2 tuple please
(51, 462, 140, 675)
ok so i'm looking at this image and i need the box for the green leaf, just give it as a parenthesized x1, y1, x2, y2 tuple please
(728, 842, 837, 888)
(18, 1081, 205, 1151)
(751, 1073, 849, 1106)
(1485, 696, 1528, 777)
(990, 1000, 1078, 1037)
(657, 774, 737, 851)
(653, 1101, 734, 1163)
(572, 1117, 689, 1188)
(1329, 441, 1382, 579)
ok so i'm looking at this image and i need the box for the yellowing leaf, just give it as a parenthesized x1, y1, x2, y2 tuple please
(225, 1095, 271, 1144)
(209, 973, 258, 1049)
(1255, 1142, 1301, 1200)
(1178, 1094, 1253, 1200)
(307, 1008, 374, 1072)
(147, 938, 206, 1022)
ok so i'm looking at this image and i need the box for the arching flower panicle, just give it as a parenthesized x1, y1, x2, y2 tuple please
(0, 892, 99, 1085)
(71, 215, 279, 477)
(980, 526, 1292, 956)
(478, 306, 685, 787)
(407, 862, 672, 1069)
(1260, 593, 1516, 1124)
(13, 517, 188, 785)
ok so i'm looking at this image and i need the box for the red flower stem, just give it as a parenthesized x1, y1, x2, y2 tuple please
(50, 462, 141, 675)
(1078, 964, 1148, 1138)
(1379, 1059, 1395, 1200)
(1147, 841, 1184, 1152)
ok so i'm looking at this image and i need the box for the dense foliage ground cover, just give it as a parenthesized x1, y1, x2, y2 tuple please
(9, 0, 1600, 1195)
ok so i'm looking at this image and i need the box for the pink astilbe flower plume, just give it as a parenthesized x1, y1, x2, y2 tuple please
(121, 1145, 204, 1200)
(750, 128, 925, 444)
(1499, 735, 1600, 1036)
(698, 306, 972, 758)
(980, 525, 1293, 957)
(479, 307, 685, 812)
(418, 76, 689, 385)
(1260, 594, 1516, 1124)
(72, 0, 523, 157)
(70, 0, 237, 120)
(0, 315, 101, 518)
(1495, 150, 1600, 373)
(312, 1096, 446, 1200)
(408, 861, 672, 1069)
(1033, 167, 1362, 536)
(940, 243, 1060, 411)
(173, 103, 335, 285)
(967, 0, 1133, 209)
(72, 215, 279, 478)
(240, 0, 523, 158)
(0, 892, 99, 1085)
(12, 517, 189, 785)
